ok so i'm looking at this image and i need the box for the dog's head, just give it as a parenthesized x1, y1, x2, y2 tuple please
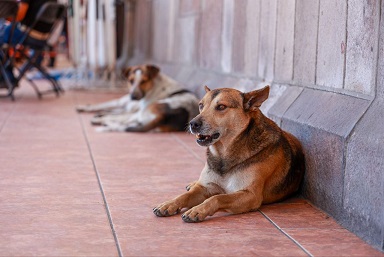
(122, 64, 160, 100)
(189, 86, 270, 147)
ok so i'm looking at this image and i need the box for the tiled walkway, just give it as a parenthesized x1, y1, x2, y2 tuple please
(0, 83, 382, 256)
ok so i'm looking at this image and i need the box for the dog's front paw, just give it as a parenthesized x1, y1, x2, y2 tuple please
(95, 126, 111, 133)
(124, 122, 143, 132)
(90, 116, 104, 125)
(186, 181, 197, 191)
(76, 104, 92, 112)
(153, 200, 182, 217)
(181, 206, 209, 223)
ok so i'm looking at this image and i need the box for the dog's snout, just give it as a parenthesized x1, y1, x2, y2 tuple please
(189, 119, 202, 131)
(131, 93, 140, 100)
(130, 90, 143, 100)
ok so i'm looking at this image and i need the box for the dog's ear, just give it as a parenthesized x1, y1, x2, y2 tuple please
(204, 85, 211, 93)
(122, 67, 132, 78)
(243, 86, 270, 111)
(146, 65, 160, 79)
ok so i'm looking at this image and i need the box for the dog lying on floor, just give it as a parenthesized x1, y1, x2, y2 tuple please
(153, 86, 305, 222)
(76, 64, 199, 132)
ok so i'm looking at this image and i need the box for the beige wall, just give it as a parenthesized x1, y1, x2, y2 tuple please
(133, 0, 381, 97)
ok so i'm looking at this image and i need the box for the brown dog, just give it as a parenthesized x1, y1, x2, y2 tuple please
(153, 86, 305, 222)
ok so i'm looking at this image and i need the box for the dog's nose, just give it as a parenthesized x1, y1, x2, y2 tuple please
(131, 94, 139, 100)
(131, 93, 141, 100)
(189, 119, 202, 130)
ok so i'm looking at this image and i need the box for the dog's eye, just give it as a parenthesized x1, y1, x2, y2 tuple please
(129, 79, 134, 84)
(216, 104, 227, 111)
(198, 103, 204, 111)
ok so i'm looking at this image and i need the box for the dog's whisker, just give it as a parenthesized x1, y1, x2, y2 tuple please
(184, 124, 191, 134)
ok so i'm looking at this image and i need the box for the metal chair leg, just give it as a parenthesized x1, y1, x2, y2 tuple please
(0, 64, 16, 100)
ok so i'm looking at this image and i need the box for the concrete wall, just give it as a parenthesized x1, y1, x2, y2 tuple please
(129, 0, 384, 251)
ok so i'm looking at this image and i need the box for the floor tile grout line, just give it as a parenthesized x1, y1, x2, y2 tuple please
(0, 106, 14, 133)
(258, 210, 313, 257)
(0, 88, 32, 133)
(171, 133, 205, 163)
(75, 97, 123, 257)
(0, 96, 21, 133)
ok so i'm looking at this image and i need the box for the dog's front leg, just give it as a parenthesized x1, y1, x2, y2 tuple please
(76, 94, 132, 112)
(153, 183, 211, 217)
(181, 190, 262, 223)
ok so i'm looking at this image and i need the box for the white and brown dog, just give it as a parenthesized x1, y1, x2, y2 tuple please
(76, 65, 199, 132)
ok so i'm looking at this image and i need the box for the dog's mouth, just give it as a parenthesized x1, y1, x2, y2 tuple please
(196, 133, 220, 146)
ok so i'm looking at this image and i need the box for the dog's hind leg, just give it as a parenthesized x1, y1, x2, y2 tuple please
(95, 123, 131, 132)
(90, 111, 131, 126)
(126, 103, 190, 132)
(124, 108, 164, 132)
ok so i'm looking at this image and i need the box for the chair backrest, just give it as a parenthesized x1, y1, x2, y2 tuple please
(40, 3, 67, 46)
(35, 2, 66, 25)
(47, 18, 64, 46)
(18, 2, 66, 46)
(0, 0, 18, 19)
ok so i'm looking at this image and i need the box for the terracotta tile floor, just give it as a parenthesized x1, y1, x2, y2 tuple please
(0, 83, 382, 256)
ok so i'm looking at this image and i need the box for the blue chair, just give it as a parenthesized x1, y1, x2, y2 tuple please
(14, 2, 66, 98)
(0, 0, 18, 100)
